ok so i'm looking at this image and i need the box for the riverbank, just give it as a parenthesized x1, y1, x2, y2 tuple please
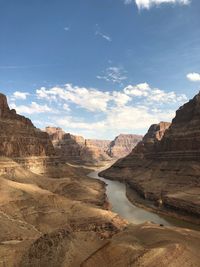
(89, 169, 200, 231)
(100, 163, 200, 228)
(126, 184, 200, 231)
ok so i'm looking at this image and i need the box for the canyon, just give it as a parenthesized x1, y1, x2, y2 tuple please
(0, 92, 199, 267)
(100, 93, 200, 224)
(45, 126, 142, 165)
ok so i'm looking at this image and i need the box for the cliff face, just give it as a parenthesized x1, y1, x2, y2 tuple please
(156, 94, 200, 156)
(46, 127, 111, 164)
(132, 122, 171, 157)
(107, 134, 143, 158)
(45, 127, 142, 164)
(0, 93, 55, 173)
(100, 93, 200, 221)
(0, 93, 54, 158)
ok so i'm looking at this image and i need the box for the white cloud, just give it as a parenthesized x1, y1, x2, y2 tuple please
(124, 82, 187, 103)
(186, 72, 200, 82)
(112, 91, 131, 106)
(34, 82, 188, 138)
(55, 105, 175, 139)
(36, 87, 62, 101)
(125, 0, 191, 9)
(12, 91, 29, 100)
(57, 116, 105, 131)
(36, 82, 187, 113)
(37, 84, 111, 112)
(97, 66, 127, 84)
(106, 105, 174, 130)
(63, 103, 70, 111)
(95, 31, 112, 42)
(10, 102, 53, 115)
(64, 26, 70, 31)
(124, 83, 150, 96)
(95, 25, 112, 42)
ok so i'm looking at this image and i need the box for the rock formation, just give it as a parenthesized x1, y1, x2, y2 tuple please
(46, 127, 142, 165)
(0, 93, 56, 173)
(108, 134, 143, 158)
(100, 93, 200, 222)
(46, 127, 111, 164)
(0, 92, 200, 267)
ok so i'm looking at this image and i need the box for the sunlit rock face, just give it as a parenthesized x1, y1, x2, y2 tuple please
(46, 127, 111, 164)
(0, 93, 56, 174)
(100, 93, 200, 221)
(0, 93, 55, 158)
(45, 127, 142, 165)
(107, 134, 143, 158)
(156, 93, 200, 157)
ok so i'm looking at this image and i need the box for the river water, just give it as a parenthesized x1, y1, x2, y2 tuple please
(88, 170, 200, 230)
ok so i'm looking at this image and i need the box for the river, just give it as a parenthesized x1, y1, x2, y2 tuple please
(88, 169, 200, 230)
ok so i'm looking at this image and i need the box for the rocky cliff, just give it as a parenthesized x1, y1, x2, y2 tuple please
(100, 93, 200, 222)
(0, 93, 200, 267)
(46, 127, 142, 165)
(0, 93, 56, 172)
(107, 134, 143, 158)
(46, 127, 111, 164)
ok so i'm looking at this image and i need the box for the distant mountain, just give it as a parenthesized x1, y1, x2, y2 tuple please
(107, 134, 143, 158)
(45, 127, 142, 165)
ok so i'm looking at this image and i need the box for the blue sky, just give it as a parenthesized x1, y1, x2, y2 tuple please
(1, 0, 200, 139)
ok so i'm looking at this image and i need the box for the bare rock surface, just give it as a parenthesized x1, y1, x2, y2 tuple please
(0, 160, 126, 266)
(0, 93, 200, 267)
(0, 94, 55, 159)
(107, 134, 143, 158)
(46, 127, 142, 165)
(81, 223, 200, 267)
(46, 127, 111, 164)
(100, 93, 200, 222)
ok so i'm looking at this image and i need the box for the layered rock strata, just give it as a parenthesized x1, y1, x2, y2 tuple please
(0, 93, 200, 266)
(46, 127, 142, 165)
(100, 93, 200, 221)
(46, 127, 111, 164)
(0, 159, 126, 267)
(107, 134, 143, 158)
(0, 93, 56, 172)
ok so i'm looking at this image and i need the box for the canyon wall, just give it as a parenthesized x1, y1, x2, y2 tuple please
(0, 93, 56, 173)
(46, 127, 142, 165)
(107, 134, 143, 158)
(46, 127, 111, 164)
(100, 93, 200, 221)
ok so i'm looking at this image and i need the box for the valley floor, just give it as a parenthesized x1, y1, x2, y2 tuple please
(0, 158, 199, 267)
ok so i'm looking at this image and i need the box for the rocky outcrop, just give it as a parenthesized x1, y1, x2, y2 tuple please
(0, 158, 126, 267)
(46, 127, 142, 165)
(80, 223, 200, 267)
(46, 127, 111, 164)
(0, 93, 56, 173)
(100, 93, 200, 222)
(0, 92, 200, 267)
(107, 134, 143, 158)
(0, 93, 34, 127)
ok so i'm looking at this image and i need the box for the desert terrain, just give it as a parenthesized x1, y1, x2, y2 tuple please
(0, 92, 199, 267)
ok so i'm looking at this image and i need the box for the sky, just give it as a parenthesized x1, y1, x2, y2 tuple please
(0, 0, 200, 139)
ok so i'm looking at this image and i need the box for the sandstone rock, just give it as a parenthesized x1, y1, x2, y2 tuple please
(0, 92, 200, 267)
(0, 160, 126, 267)
(45, 127, 111, 164)
(100, 93, 200, 221)
(107, 134, 143, 158)
(45, 127, 142, 165)
(0, 93, 55, 171)
(81, 223, 200, 267)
